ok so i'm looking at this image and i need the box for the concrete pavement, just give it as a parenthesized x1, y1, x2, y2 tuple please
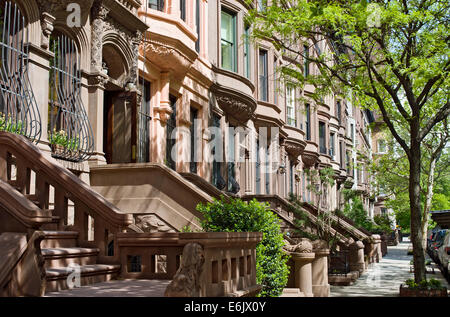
(330, 238, 449, 297)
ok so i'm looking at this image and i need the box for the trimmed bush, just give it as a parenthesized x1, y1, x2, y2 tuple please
(196, 196, 289, 297)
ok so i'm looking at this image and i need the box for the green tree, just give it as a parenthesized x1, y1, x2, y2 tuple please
(246, 0, 450, 283)
(196, 196, 289, 297)
(371, 123, 449, 249)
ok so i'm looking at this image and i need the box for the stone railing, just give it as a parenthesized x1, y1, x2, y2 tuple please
(0, 132, 133, 259)
(0, 231, 46, 297)
(115, 232, 263, 297)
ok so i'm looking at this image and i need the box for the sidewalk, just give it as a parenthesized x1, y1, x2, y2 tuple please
(45, 279, 170, 297)
(330, 238, 449, 297)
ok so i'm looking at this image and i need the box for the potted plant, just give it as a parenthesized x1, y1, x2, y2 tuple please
(399, 278, 448, 297)
(0, 114, 24, 135)
(49, 129, 68, 155)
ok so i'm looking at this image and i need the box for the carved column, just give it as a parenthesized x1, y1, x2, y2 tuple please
(86, 1, 109, 165)
(152, 72, 174, 164)
(127, 30, 143, 88)
(311, 240, 330, 297)
(91, 1, 109, 73)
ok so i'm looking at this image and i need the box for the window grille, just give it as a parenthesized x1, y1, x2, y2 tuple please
(48, 35, 94, 162)
(0, 1, 41, 143)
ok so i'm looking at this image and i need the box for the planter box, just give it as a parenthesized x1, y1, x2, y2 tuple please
(399, 284, 448, 297)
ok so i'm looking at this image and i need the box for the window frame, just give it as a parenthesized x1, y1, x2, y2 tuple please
(220, 8, 237, 72)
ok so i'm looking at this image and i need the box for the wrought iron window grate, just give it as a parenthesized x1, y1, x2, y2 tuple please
(0, 1, 41, 143)
(48, 34, 94, 162)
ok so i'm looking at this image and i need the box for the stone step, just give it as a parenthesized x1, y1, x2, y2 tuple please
(45, 264, 121, 293)
(42, 247, 99, 268)
(41, 231, 79, 248)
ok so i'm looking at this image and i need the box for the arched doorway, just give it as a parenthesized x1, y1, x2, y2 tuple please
(102, 43, 136, 164)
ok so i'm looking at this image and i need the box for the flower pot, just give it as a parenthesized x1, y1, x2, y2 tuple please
(51, 144, 65, 155)
(399, 284, 448, 297)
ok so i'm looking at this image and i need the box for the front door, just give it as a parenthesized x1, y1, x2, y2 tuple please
(103, 90, 137, 164)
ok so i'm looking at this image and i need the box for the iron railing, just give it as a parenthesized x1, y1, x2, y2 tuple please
(48, 34, 94, 162)
(0, 1, 41, 143)
(328, 250, 350, 275)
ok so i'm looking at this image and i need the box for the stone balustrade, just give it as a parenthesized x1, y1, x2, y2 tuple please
(115, 232, 263, 297)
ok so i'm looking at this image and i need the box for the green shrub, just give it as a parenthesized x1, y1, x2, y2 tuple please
(404, 278, 443, 290)
(196, 196, 289, 297)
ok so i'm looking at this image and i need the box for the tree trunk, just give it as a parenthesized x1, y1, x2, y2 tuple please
(409, 137, 426, 282)
(421, 156, 437, 253)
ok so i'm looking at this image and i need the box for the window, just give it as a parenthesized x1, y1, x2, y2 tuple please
(137, 78, 151, 163)
(336, 100, 341, 124)
(257, 0, 267, 12)
(227, 125, 236, 192)
(259, 49, 268, 101)
(319, 122, 326, 154)
(350, 123, 355, 143)
(149, 0, 164, 11)
(305, 103, 311, 140)
(381, 208, 387, 215)
(212, 114, 222, 189)
(195, 0, 200, 53)
(190, 107, 198, 173)
(303, 44, 309, 77)
(273, 58, 277, 105)
(289, 161, 294, 195)
(166, 95, 177, 170)
(346, 151, 352, 175)
(329, 132, 335, 158)
(265, 145, 270, 194)
(221, 9, 236, 72)
(378, 139, 387, 153)
(286, 85, 296, 127)
(180, 0, 186, 21)
(244, 25, 250, 79)
(255, 138, 261, 194)
(339, 141, 344, 169)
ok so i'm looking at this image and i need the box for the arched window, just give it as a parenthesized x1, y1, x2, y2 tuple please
(48, 32, 93, 162)
(0, 1, 41, 142)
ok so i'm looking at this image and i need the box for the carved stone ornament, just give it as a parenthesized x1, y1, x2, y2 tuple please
(164, 243, 205, 297)
(302, 151, 319, 168)
(284, 140, 306, 160)
(40, 12, 55, 49)
(215, 95, 256, 124)
(134, 215, 176, 233)
(283, 238, 313, 254)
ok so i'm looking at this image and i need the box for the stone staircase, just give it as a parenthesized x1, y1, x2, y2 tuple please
(41, 231, 120, 293)
(4, 177, 121, 293)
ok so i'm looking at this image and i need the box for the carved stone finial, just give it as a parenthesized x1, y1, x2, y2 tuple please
(312, 239, 329, 251)
(283, 238, 313, 254)
(164, 243, 205, 297)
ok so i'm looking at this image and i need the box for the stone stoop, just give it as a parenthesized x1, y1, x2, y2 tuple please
(42, 231, 120, 293)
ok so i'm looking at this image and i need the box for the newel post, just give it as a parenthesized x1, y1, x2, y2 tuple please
(311, 240, 330, 297)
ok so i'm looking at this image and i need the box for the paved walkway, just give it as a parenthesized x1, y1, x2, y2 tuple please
(45, 279, 170, 297)
(330, 238, 449, 297)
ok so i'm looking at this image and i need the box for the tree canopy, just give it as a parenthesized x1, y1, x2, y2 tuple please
(246, 0, 449, 282)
